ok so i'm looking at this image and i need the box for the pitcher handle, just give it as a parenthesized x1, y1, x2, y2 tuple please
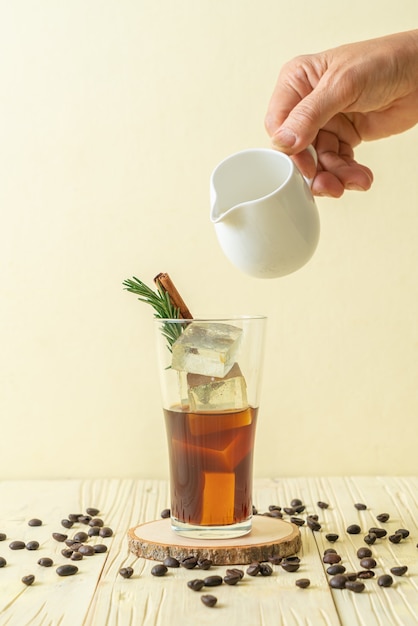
(303, 144, 318, 188)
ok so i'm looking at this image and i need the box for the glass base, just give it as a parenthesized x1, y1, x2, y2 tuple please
(170, 516, 252, 540)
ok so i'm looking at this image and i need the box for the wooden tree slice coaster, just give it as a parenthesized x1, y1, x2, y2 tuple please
(128, 516, 301, 565)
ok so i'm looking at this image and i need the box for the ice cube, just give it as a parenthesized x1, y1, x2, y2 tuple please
(187, 363, 248, 413)
(171, 322, 242, 377)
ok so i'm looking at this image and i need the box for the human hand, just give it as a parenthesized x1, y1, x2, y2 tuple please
(265, 31, 418, 197)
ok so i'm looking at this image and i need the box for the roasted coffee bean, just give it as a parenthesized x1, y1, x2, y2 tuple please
(268, 509, 284, 518)
(9, 541, 25, 550)
(390, 566, 408, 576)
(78, 544, 95, 556)
(306, 518, 321, 531)
(94, 544, 108, 553)
(89, 518, 104, 528)
(283, 507, 295, 515)
(364, 533, 377, 545)
(389, 533, 402, 544)
(246, 562, 261, 576)
(203, 575, 223, 587)
(259, 563, 273, 576)
(290, 498, 303, 507)
(323, 553, 341, 564)
(357, 569, 375, 579)
(376, 513, 390, 523)
(285, 556, 301, 563)
(327, 564, 346, 575)
(163, 556, 180, 568)
(68, 513, 82, 522)
(329, 574, 347, 589)
(181, 556, 198, 569)
(25, 541, 39, 551)
(368, 527, 387, 538)
(37, 557, 53, 567)
(324, 548, 337, 555)
(56, 564, 78, 577)
(160, 508, 170, 519)
(61, 548, 73, 558)
(52, 533, 68, 543)
(290, 517, 305, 526)
(151, 564, 168, 577)
(224, 572, 241, 585)
(66, 542, 82, 552)
(295, 578, 311, 588)
(22, 574, 35, 586)
(357, 547, 372, 559)
(378, 574, 393, 587)
(395, 528, 410, 538)
(359, 557, 377, 569)
(88, 526, 101, 537)
(197, 558, 213, 570)
(0, 557, 6, 567)
(61, 519, 74, 529)
(268, 555, 283, 565)
(86, 507, 100, 517)
(294, 504, 306, 514)
(345, 572, 358, 581)
(187, 578, 205, 591)
(347, 524, 361, 535)
(308, 514, 319, 521)
(73, 531, 89, 543)
(354, 503, 367, 510)
(201, 594, 217, 608)
(119, 567, 134, 578)
(70, 551, 83, 561)
(226, 568, 244, 579)
(317, 501, 329, 509)
(281, 560, 300, 573)
(345, 581, 365, 593)
(78, 515, 92, 525)
(325, 533, 339, 542)
(28, 518, 42, 527)
(269, 505, 282, 512)
(0, 533, 6, 541)
(99, 527, 113, 538)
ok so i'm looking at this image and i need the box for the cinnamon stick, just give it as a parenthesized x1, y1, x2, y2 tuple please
(154, 273, 193, 319)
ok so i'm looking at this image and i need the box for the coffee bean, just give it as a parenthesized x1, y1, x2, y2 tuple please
(281, 560, 300, 573)
(61, 548, 73, 558)
(66, 542, 82, 552)
(252, 505, 258, 515)
(28, 518, 42, 527)
(225, 568, 244, 579)
(9, 541, 25, 550)
(364, 533, 377, 545)
(368, 527, 387, 538)
(119, 567, 133, 578)
(359, 557, 377, 569)
(268, 510, 284, 518)
(290, 517, 305, 526)
(61, 519, 74, 529)
(89, 518, 104, 528)
(78, 544, 95, 556)
(94, 544, 108, 553)
(201, 594, 217, 607)
(327, 564, 346, 575)
(88, 526, 101, 537)
(160, 508, 170, 519)
(324, 548, 337, 554)
(329, 574, 347, 589)
(325, 533, 339, 542)
(345, 581, 365, 593)
(203, 575, 223, 587)
(181, 556, 198, 570)
(317, 501, 329, 509)
(357, 569, 375, 579)
(25, 541, 39, 551)
(390, 566, 408, 576)
(99, 527, 113, 538)
(22, 574, 35, 586)
(52, 533, 68, 543)
(376, 513, 390, 523)
(0, 557, 7, 568)
(290, 498, 303, 507)
(70, 551, 83, 561)
(345, 572, 358, 581)
(56, 564, 78, 577)
(378, 574, 393, 587)
(268, 555, 283, 565)
(357, 547, 372, 559)
(259, 563, 273, 576)
(0, 533, 6, 541)
(187, 578, 205, 591)
(246, 562, 260, 576)
(296, 578, 310, 588)
(347, 524, 361, 534)
(151, 564, 168, 577)
(306, 518, 322, 531)
(323, 553, 341, 564)
(283, 507, 295, 515)
(354, 503, 367, 510)
(86, 507, 100, 517)
(37, 557, 53, 567)
(78, 515, 92, 525)
(294, 505, 306, 514)
(395, 528, 409, 538)
(68, 513, 82, 522)
(224, 572, 241, 585)
(197, 558, 213, 570)
(268, 505, 281, 512)
(73, 531, 89, 543)
(389, 533, 403, 544)
(163, 556, 180, 568)
(307, 514, 319, 521)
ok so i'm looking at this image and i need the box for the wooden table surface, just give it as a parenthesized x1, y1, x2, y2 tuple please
(0, 477, 417, 626)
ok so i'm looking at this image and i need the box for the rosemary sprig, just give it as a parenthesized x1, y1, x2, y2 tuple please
(122, 276, 183, 347)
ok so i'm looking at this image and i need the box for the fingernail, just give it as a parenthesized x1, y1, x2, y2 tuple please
(272, 128, 297, 149)
(346, 183, 367, 191)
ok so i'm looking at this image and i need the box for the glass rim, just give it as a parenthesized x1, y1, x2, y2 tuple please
(154, 314, 267, 323)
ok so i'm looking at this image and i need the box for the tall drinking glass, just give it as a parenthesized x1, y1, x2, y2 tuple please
(154, 315, 266, 539)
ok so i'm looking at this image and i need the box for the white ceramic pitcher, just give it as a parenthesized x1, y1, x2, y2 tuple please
(210, 147, 320, 278)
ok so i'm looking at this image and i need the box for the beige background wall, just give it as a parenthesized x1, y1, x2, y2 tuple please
(1, 1, 417, 479)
